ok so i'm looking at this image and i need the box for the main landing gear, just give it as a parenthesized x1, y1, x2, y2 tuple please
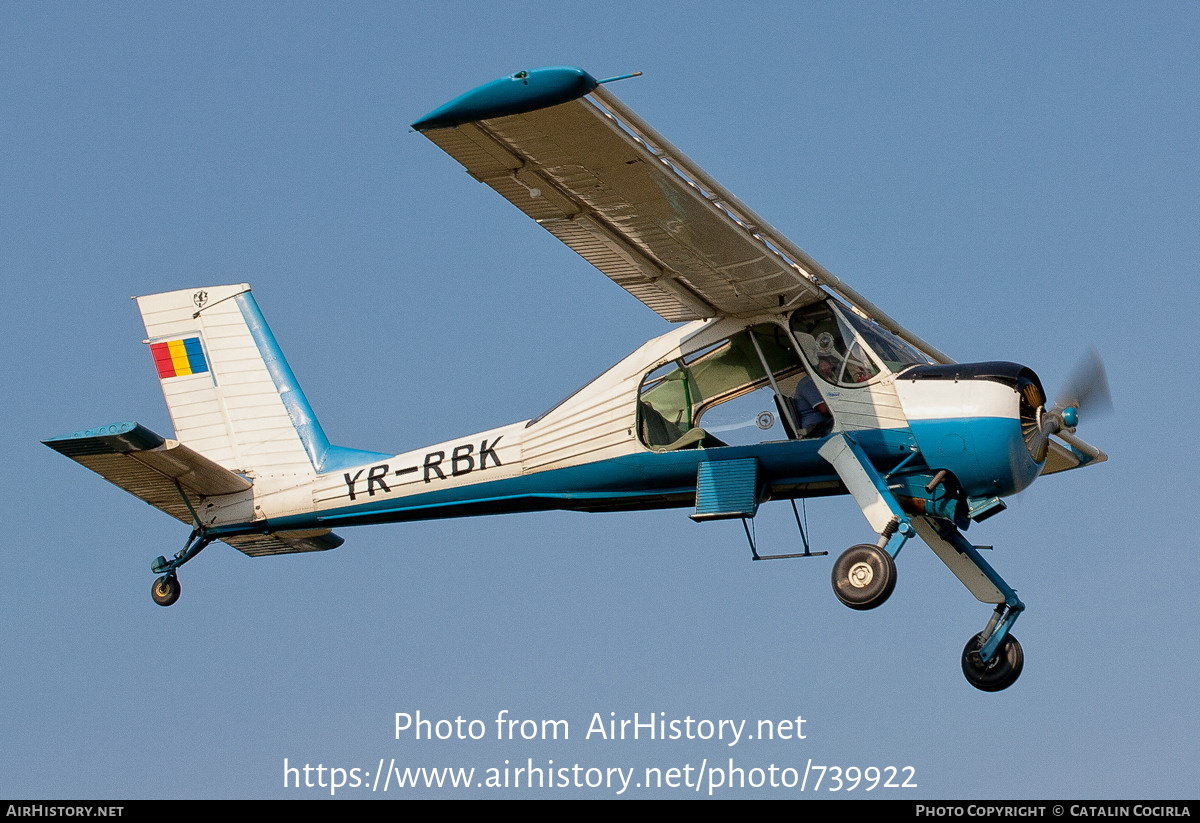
(817, 433, 1028, 692)
(826, 524, 1026, 692)
(831, 544, 896, 610)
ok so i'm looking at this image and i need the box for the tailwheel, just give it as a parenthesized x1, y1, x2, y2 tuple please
(831, 544, 896, 610)
(961, 632, 1023, 692)
(151, 574, 181, 607)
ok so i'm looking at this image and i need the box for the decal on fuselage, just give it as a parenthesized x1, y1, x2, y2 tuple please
(342, 436, 504, 500)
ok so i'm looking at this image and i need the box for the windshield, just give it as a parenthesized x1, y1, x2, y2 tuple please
(838, 308, 934, 372)
(789, 301, 932, 385)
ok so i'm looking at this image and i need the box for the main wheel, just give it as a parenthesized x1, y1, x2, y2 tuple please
(151, 575, 181, 607)
(831, 544, 897, 610)
(961, 632, 1023, 692)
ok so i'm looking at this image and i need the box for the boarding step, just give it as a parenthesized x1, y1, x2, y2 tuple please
(690, 458, 759, 522)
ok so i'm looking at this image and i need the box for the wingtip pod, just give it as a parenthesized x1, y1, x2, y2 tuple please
(411, 66, 599, 131)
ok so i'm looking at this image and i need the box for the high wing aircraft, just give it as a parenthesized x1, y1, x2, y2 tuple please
(44, 66, 1108, 691)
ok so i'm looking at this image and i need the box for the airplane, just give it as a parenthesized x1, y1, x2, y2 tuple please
(44, 66, 1108, 692)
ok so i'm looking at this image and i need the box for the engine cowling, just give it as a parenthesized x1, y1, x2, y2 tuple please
(895, 362, 1047, 499)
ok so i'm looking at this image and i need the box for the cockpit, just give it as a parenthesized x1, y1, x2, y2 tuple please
(636, 300, 934, 451)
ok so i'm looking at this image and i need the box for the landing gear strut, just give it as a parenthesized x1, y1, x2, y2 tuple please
(818, 433, 1030, 691)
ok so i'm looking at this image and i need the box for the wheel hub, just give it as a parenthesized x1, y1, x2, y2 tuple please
(847, 561, 874, 588)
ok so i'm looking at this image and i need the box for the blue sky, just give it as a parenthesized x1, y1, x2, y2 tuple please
(4, 1, 1197, 798)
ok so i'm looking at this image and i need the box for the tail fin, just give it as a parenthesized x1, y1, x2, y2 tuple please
(136, 284, 383, 477)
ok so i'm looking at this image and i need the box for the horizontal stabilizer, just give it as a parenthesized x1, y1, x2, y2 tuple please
(44, 422, 250, 517)
(44, 422, 342, 557)
(222, 530, 345, 557)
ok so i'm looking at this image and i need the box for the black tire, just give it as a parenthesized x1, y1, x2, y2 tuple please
(151, 575, 181, 607)
(961, 632, 1024, 692)
(831, 544, 897, 610)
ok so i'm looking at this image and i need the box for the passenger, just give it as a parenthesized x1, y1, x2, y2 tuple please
(792, 356, 836, 437)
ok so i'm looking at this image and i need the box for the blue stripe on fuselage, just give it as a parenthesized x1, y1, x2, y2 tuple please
(213, 428, 922, 537)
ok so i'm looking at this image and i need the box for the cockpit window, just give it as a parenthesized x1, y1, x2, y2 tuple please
(638, 324, 802, 450)
(838, 309, 934, 372)
(789, 303, 880, 386)
(789, 301, 932, 385)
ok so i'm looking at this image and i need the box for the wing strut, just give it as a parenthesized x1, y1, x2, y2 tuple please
(592, 86, 953, 364)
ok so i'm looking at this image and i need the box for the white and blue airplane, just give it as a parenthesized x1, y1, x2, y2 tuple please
(44, 66, 1107, 691)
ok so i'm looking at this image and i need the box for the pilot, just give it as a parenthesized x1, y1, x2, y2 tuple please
(792, 355, 836, 437)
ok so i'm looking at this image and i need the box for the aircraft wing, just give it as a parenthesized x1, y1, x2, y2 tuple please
(413, 67, 950, 363)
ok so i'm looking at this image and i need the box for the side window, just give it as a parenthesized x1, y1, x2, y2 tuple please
(637, 325, 803, 450)
(639, 361, 693, 448)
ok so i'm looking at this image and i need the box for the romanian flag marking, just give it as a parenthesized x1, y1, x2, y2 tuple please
(150, 337, 209, 379)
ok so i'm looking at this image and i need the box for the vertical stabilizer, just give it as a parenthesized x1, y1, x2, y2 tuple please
(136, 284, 323, 477)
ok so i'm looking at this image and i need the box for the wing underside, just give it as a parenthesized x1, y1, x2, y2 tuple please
(413, 69, 950, 367)
(420, 89, 825, 321)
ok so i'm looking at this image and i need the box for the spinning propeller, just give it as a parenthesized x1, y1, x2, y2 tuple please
(1022, 348, 1111, 464)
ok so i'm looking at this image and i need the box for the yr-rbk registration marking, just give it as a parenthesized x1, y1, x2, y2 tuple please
(343, 437, 503, 500)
